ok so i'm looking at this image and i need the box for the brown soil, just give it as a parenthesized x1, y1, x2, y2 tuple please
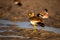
(0, 26, 60, 40)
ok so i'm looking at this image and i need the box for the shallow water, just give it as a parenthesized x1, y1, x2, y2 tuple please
(0, 30, 6, 32)
(0, 20, 60, 34)
(0, 35, 30, 38)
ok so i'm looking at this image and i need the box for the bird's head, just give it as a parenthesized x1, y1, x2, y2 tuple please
(40, 11, 48, 19)
(37, 9, 49, 19)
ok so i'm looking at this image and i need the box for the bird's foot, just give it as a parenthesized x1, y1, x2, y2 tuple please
(33, 30, 37, 33)
(31, 30, 37, 34)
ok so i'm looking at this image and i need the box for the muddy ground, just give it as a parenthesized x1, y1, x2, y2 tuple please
(0, 25, 60, 40)
(0, 0, 60, 40)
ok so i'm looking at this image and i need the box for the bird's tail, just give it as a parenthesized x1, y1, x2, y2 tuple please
(37, 22, 45, 27)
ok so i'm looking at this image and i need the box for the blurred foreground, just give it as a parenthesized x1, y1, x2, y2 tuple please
(0, 25, 60, 40)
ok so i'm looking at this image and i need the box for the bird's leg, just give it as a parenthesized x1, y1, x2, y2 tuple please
(31, 25, 37, 34)
(33, 25, 37, 33)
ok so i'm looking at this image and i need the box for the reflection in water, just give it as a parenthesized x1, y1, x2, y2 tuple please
(0, 20, 60, 34)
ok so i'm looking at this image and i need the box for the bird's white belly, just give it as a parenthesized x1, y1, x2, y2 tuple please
(30, 21, 39, 25)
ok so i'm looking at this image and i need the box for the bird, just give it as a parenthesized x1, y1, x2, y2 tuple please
(14, 0, 22, 6)
(28, 12, 45, 33)
(28, 9, 49, 33)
